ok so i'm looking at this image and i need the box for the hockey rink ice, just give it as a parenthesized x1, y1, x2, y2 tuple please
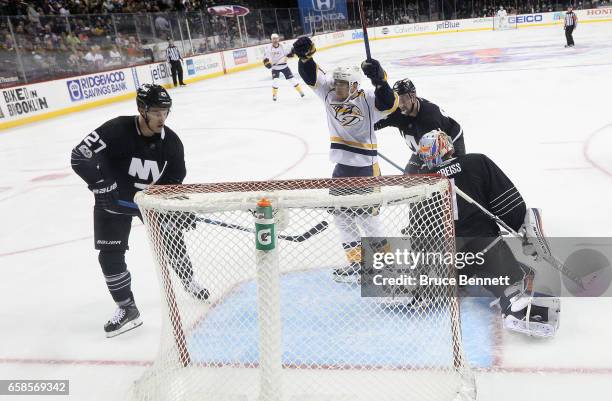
(2, 21, 612, 400)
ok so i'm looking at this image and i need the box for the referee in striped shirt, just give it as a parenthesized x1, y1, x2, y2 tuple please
(166, 38, 186, 87)
(564, 6, 578, 48)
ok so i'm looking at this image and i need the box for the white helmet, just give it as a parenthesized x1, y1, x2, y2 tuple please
(332, 65, 361, 100)
(271, 33, 279, 41)
(332, 65, 361, 85)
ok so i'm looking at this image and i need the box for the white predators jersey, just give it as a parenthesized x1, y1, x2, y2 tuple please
(263, 43, 291, 71)
(311, 67, 397, 167)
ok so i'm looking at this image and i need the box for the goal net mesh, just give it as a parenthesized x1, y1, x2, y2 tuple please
(493, 14, 518, 30)
(130, 175, 475, 401)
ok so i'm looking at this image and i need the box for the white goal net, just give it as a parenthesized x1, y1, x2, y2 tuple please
(131, 175, 476, 401)
(493, 14, 518, 30)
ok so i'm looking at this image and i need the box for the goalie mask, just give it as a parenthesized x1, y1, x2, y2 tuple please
(417, 129, 454, 169)
(332, 65, 361, 103)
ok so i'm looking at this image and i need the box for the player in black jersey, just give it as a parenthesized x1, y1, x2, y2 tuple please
(416, 130, 560, 338)
(374, 79, 466, 173)
(71, 84, 209, 338)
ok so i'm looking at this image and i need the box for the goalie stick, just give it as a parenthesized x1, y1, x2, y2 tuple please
(117, 199, 329, 243)
(378, 152, 586, 290)
(452, 187, 584, 290)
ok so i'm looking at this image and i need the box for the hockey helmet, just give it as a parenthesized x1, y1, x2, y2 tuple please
(271, 33, 280, 41)
(417, 129, 454, 169)
(332, 65, 361, 87)
(393, 78, 416, 96)
(136, 84, 172, 110)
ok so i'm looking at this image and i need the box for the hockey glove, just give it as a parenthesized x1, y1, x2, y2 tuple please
(292, 37, 316, 60)
(263, 58, 272, 69)
(361, 59, 387, 86)
(89, 179, 119, 212)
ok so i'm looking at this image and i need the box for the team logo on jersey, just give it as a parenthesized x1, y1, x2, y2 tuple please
(128, 158, 162, 189)
(331, 103, 364, 127)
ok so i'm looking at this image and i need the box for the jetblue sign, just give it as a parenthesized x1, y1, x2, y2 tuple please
(299, 0, 347, 34)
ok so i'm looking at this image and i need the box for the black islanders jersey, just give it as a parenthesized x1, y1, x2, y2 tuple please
(425, 153, 525, 237)
(71, 116, 186, 203)
(376, 97, 465, 155)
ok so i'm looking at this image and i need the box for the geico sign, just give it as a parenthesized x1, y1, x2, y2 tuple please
(509, 14, 543, 24)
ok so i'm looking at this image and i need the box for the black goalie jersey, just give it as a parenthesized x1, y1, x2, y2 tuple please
(425, 153, 526, 237)
(375, 97, 465, 155)
(71, 116, 186, 206)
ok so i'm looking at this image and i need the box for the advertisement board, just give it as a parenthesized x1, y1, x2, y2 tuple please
(1, 8, 610, 130)
(298, 0, 348, 34)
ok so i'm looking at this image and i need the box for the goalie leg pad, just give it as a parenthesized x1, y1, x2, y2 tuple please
(522, 208, 553, 261)
(501, 292, 560, 338)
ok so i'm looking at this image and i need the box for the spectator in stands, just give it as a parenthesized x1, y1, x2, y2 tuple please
(102, 0, 115, 13)
(197, 41, 207, 54)
(67, 49, 82, 70)
(84, 45, 104, 68)
(115, 32, 128, 48)
(108, 44, 122, 65)
(154, 14, 171, 39)
(125, 36, 142, 64)
(65, 31, 80, 49)
(26, 4, 41, 29)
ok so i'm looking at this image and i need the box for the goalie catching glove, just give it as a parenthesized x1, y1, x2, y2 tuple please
(292, 36, 316, 60)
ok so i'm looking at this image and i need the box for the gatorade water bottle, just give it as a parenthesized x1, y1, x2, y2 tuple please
(255, 198, 275, 251)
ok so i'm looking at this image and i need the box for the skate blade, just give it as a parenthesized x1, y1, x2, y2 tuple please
(106, 318, 143, 338)
(504, 316, 555, 338)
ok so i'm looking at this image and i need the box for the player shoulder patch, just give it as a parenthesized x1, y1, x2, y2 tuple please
(79, 144, 93, 158)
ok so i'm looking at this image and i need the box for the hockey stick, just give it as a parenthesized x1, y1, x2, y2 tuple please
(453, 187, 585, 290)
(378, 152, 405, 173)
(379, 153, 585, 290)
(200, 218, 329, 243)
(118, 200, 329, 243)
(357, 0, 372, 60)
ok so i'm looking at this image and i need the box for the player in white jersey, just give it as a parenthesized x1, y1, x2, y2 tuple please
(263, 33, 304, 101)
(292, 36, 398, 282)
(496, 6, 508, 29)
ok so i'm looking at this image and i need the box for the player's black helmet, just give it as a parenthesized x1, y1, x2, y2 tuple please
(393, 79, 416, 96)
(136, 84, 172, 110)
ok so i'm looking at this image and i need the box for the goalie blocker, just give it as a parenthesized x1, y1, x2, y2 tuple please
(417, 129, 560, 338)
